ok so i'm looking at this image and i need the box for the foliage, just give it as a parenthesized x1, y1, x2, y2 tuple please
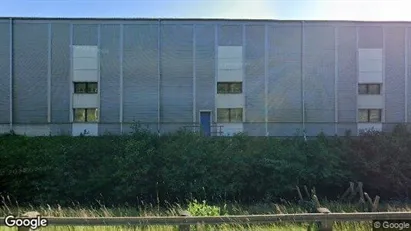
(187, 199, 227, 216)
(0, 123, 410, 206)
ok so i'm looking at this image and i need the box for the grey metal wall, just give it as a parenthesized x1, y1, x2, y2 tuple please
(73, 24, 98, 46)
(99, 24, 121, 134)
(304, 24, 336, 136)
(337, 26, 357, 135)
(0, 21, 10, 124)
(51, 23, 70, 121)
(6, 19, 411, 136)
(50, 22, 71, 134)
(408, 28, 411, 124)
(195, 25, 215, 122)
(123, 24, 159, 126)
(385, 26, 406, 131)
(13, 22, 48, 124)
(358, 26, 383, 48)
(267, 23, 303, 136)
(218, 25, 242, 46)
(244, 24, 265, 135)
(160, 24, 193, 133)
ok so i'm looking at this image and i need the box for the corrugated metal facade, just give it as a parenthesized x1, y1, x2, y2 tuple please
(0, 20, 10, 125)
(267, 24, 303, 136)
(123, 23, 159, 125)
(337, 26, 357, 135)
(244, 25, 265, 135)
(51, 22, 71, 134)
(1, 18, 411, 136)
(385, 27, 406, 130)
(13, 22, 48, 124)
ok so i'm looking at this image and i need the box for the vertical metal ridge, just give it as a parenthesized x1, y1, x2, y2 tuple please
(120, 24, 124, 133)
(355, 26, 359, 135)
(214, 24, 218, 124)
(242, 24, 246, 124)
(157, 19, 161, 134)
(69, 23, 73, 123)
(192, 24, 196, 124)
(334, 26, 338, 135)
(382, 26, 386, 125)
(47, 23, 52, 123)
(301, 21, 305, 132)
(9, 18, 13, 131)
(406, 27, 409, 124)
(264, 24, 268, 136)
(97, 24, 101, 128)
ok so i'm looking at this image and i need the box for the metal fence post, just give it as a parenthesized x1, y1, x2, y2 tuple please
(178, 210, 191, 231)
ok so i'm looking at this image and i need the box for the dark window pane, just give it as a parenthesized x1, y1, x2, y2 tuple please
(74, 109, 86, 122)
(368, 84, 380, 94)
(358, 84, 368, 94)
(217, 83, 229, 94)
(358, 109, 369, 122)
(86, 108, 98, 122)
(230, 83, 242, 93)
(217, 108, 230, 122)
(230, 108, 243, 122)
(86, 83, 98, 93)
(369, 109, 381, 122)
(74, 83, 86, 93)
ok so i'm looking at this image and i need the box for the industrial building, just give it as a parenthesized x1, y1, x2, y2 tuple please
(0, 17, 409, 136)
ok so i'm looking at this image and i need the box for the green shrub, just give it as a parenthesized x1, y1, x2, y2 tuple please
(187, 199, 227, 216)
(0, 123, 410, 206)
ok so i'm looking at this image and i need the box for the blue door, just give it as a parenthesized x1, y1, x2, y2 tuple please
(200, 111, 211, 136)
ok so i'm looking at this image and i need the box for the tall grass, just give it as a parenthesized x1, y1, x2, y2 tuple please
(1, 199, 410, 231)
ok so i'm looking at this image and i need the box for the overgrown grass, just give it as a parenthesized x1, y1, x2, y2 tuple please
(1, 200, 410, 231)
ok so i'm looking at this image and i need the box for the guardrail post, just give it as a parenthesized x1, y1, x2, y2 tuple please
(317, 208, 332, 231)
(178, 210, 191, 231)
(18, 211, 41, 231)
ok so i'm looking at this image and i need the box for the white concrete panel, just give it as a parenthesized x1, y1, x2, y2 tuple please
(215, 94, 245, 108)
(359, 59, 383, 72)
(218, 46, 243, 59)
(216, 94, 244, 108)
(73, 57, 98, 70)
(218, 69, 243, 81)
(217, 123, 243, 136)
(359, 49, 383, 60)
(72, 123, 98, 136)
(13, 125, 51, 136)
(358, 123, 382, 134)
(358, 95, 384, 109)
(73, 94, 99, 108)
(218, 61, 242, 70)
(73, 46, 98, 58)
(358, 71, 383, 83)
(73, 69, 98, 82)
(0, 125, 10, 134)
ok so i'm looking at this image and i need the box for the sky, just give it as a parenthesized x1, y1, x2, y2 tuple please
(1, 0, 411, 21)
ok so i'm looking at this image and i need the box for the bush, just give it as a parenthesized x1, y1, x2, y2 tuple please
(0, 124, 410, 206)
(187, 199, 227, 216)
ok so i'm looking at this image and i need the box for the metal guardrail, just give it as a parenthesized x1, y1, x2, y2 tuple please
(2, 212, 411, 231)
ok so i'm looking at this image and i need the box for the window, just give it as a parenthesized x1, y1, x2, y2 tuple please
(217, 82, 242, 94)
(73, 108, 99, 122)
(74, 82, 98, 94)
(358, 84, 381, 95)
(217, 108, 243, 123)
(358, 109, 382, 122)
